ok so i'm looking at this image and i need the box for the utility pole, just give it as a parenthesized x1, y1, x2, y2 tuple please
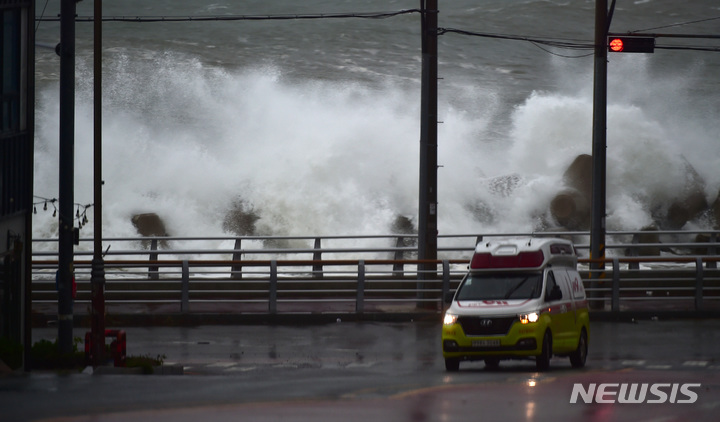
(91, 0, 106, 367)
(590, 0, 610, 309)
(418, 0, 438, 277)
(58, 0, 77, 354)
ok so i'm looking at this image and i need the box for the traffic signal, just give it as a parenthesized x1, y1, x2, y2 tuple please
(607, 36, 655, 53)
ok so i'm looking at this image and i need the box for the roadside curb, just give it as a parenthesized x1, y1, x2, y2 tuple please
(33, 312, 443, 327)
(31, 310, 720, 328)
(92, 364, 184, 375)
(589, 310, 720, 322)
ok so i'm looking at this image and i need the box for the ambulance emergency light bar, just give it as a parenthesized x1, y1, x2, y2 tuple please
(471, 251, 545, 270)
(469, 238, 576, 270)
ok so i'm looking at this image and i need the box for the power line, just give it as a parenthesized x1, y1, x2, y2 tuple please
(34, 9, 720, 56)
(36, 9, 422, 23)
(529, 42, 595, 59)
(438, 27, 595, 49)
(612, 15, 720, 53)
(656, 45, 720, 53)
(630, 16, 720, 33)
(440, 27, 720, 55)
(438, 27, 595, 58)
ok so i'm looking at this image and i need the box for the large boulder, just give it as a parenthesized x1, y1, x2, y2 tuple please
(550, 154, 592, 230)
(131, 213, 169, 249)
(563, 154, 593, 196)
(222, 199, 260, 236)
(662, 159, 708, 229)
(550, 189, 590, 230)
(634, 226, 662, 256)
(694, 233, 716, 255)
(131, 213, 169, 237)
(551, 154, 710, 230)
(665, 191, 708, 230)
(391, 215, 416, 235)
(390, 215, 417, 257)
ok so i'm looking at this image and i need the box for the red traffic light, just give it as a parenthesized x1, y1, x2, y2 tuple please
(609, 38, 624, 52)
(607, 36, 655, 53)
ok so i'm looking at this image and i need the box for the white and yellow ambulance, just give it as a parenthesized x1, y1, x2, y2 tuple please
(442, 237, 589, 371)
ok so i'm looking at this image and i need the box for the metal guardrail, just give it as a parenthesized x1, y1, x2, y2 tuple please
(32, 258, 465, 314)
(30, 231, 720, 316)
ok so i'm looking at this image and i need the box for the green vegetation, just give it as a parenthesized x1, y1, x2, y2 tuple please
(0, 337, 24, 370)
(125, 354, 166, 374)
(30, 338, 85, 370)
(1, 336, 166, 373)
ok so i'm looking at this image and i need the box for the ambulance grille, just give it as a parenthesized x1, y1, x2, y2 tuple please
(458, 316, 517, 336)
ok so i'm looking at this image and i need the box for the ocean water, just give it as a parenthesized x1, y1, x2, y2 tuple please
(31, 0, 720, 246)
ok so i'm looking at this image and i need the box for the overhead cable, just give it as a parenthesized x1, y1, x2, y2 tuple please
(630, 16, 720, 33)
(35, 10, 718, 54)
(438, 27, 595, 49)
(36, 9, 422, 23)
(439, 27, 720, 54)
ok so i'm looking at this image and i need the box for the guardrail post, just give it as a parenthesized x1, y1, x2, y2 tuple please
(707, 234, 717, 269)
(231, 238, 243, 279)
(313, 238, 323, 279)
(393, 237, 405, 277)
(148, 239, 159, 280)
(611, 257, 620, 312)
(628, 235, 639, 270)
(269, 260, 277, 314)
(356, 260, 365, 314)
(181, 260, 189, 313)
(695, 257, 704, 311)
(442, 260, 450, 311)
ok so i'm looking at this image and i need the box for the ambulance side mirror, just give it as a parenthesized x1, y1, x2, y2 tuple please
(444, 292, 455, 304)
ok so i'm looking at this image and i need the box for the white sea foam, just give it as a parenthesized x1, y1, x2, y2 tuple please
(32, 28, 720, 244)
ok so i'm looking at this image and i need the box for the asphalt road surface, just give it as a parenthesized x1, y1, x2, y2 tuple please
(2, 319, 720, 421)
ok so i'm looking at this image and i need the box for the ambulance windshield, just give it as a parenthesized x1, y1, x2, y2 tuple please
(456, 272, 543, 301)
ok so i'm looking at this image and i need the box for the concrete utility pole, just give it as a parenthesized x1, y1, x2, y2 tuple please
(418, 0, 438, 271)
(91, 0, 106, 367)
(58, 0, 77, 354)
(590, 0, 609, 309)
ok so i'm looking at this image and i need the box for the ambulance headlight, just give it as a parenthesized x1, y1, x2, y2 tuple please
(519, 312, 539, 324)
(443, 313, 458, 325)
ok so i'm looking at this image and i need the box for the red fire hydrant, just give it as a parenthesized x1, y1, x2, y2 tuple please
(85, 329, 126, 367)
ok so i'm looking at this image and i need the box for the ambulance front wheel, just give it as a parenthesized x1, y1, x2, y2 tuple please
(569, 329, 588, 368)
(445, 358, 460, 372)
(536, 331, 552, 371)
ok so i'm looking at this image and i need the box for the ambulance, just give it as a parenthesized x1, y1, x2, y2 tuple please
(442, 237, 589, 371)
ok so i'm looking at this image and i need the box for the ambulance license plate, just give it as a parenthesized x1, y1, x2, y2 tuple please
(472, 339, 500, 347)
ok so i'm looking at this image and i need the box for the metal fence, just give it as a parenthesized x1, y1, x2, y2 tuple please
(30, 231, 720, 318)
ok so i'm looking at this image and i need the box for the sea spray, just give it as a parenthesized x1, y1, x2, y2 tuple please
(32, 26, 720, 246)
(34, 56, 438, 244)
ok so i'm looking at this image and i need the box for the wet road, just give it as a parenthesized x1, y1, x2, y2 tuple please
(2, 319, 720, 421)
